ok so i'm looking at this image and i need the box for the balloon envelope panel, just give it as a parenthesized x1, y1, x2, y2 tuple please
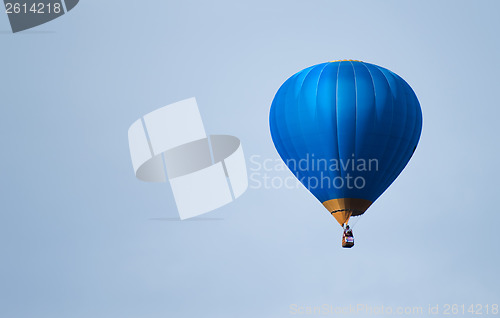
(269, 61, 422, 205)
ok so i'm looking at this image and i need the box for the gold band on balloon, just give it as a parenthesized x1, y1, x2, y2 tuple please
(329, 59, 364, 63)
(322, 198, 373, 226)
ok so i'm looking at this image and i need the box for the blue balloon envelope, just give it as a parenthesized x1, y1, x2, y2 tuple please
(269, 60, 422, 226)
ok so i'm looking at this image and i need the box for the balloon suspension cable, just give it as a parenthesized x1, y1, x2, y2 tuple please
(350, 215, 362, 229)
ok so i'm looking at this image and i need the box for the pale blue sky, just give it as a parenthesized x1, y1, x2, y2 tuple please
(1, 1, 499, 317)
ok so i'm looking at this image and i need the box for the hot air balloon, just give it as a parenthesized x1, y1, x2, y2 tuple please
(269, 60, 422, 247)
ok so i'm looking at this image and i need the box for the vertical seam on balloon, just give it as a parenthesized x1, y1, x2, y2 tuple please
(351, 61, 358, 165)
(297, 65, 323, 174)
(314, 62, 334, 202)
(384, 84, 414, 186)
(384, 77, 410, 187)
(335, 62, 344, 199)
(361, 62, 378, 200)
(377, 71, 409, 195)
(368, 66, 395, 200)
(397, 83, 418, 166)
(271, 80, 298, 177)
(293, 66, 317, 190)
(271, 86, 293, 165)
(375, 69, 399, 197)
(275, 78, 296, 164)
(269, 97, 281, 155)
(269, 98, 283, 155)
(282, 69, 314, 184)
(313, 64, 330, 121)
(400, 88, 421, 168)
(381, 82, 420, 191)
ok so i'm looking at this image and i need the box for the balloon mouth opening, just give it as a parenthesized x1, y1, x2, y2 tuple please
(323, 198, 373, 226)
